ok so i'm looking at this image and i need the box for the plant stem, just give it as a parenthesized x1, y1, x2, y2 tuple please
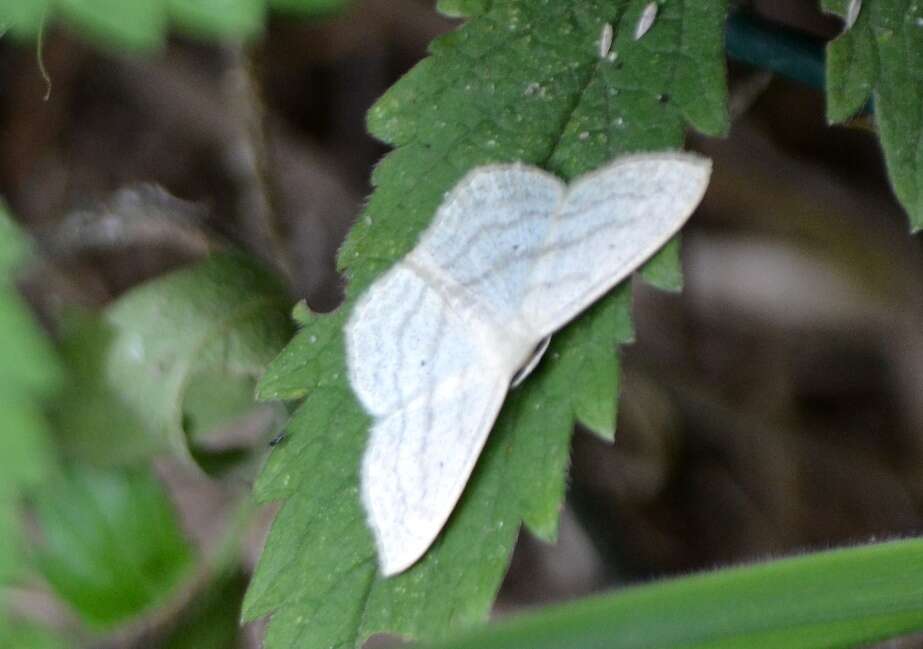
(725, 10, 827, 94)
(223, 42, 295, 284)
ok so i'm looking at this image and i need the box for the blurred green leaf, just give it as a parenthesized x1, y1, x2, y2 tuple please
(53, 253, 292, 467)
(169, 0, 263, 40)
(0, 214, 60, 404)
(161, 570, 247, 649)
(418, 539, 923, 649)
(824, 0, 923, 230)
(436, 0, 489, 19)
(0, 620, 66, 649)
(267, 0, 352, 15)
(56, 0, 166, 50)
(639, 237, 683, 292)
(0, 205, 60, 583)
(0, 297, 60, 403)
(182, 369, 260, 441)
(0, 394, 57, 579)
(52, 315, 152, 466)
(245, 2, 728, 648)
(0, 0, 48, 38)
(0, 207, 27, 269)
(0, 0, 353, 50)
(34, 465, 194, 629)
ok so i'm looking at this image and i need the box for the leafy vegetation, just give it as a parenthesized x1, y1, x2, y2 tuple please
(245, 2, 729, 647)
(0, 0, 351, 49)
(422, 538, 923, 649)
(0, 208, 62, 646)
(824, 0, 923, 230)
(53, 253, 293, 467)
(34, 465, 195, 628)
(0, 210, 291, 641)
(2, 1, 923, 648)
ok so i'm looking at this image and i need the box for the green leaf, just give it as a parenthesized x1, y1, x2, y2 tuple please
(436, 0, 490, 18)
(0, 206, 60, 583)
(182, 368, 261, 440)
(0, 213, 60, 403)
(246, 2, 728, 648)
(267, 0, 352, 15)
(0, 0, 49, 38)
(418, 539, 923, 649)
(560, 285, 633, 442)
(169, 0, 264, 40)
(640, 236, 683, 292)
(52, 315, 153, 466)
(0, 619, 66, 649)
(56, 0, 167, 50)
(0, 206, 27, 269)
(52, 253, 293, 467)
(161, 570, 248, 649)
(0, 0, 352, 50)
(255, 305, 343, 402)
(34, 465, 194, 629)
(823, 0, 923, 230)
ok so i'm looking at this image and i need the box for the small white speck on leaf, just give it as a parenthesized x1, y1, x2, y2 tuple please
(126, 335, 145, 362)
(598, 22, 614, 58)
(846, 0, 862, 29)
(635, 2, 658, 40)
(579, 131, 590, 140)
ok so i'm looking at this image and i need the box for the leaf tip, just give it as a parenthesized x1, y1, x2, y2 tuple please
(292, 300, 314, 326)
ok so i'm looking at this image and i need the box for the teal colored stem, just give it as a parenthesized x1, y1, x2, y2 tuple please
(726, 10, 827, 93)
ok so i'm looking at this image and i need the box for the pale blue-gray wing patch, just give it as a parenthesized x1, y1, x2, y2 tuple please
(345, 152, 712, 577)
(417, 165, 565, 323)
(360, 365, 508, 575)
(522, 153, 711, 336)
(345, 263, 483, 418)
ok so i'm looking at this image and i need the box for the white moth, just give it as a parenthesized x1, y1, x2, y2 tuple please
(599, 22, 614, 58)
(845, 0, 862, 30)
(345, 152, 712, 575)
(635, 2, 658, 40)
